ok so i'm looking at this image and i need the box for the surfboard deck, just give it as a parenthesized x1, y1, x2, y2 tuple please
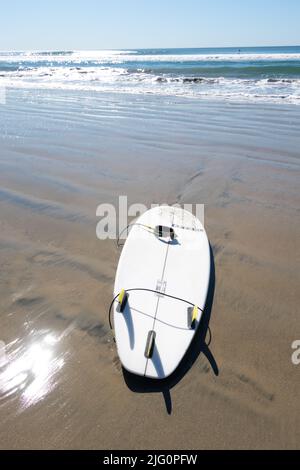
(113, 206, 210, 379)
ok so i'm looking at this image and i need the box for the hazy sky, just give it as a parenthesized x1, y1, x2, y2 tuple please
(1, 0, 299, 50)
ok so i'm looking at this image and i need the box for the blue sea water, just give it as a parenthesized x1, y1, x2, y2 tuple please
(1, 46, 300, 104)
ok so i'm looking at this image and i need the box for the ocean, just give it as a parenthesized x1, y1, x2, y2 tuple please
(1, 46, 300, 105)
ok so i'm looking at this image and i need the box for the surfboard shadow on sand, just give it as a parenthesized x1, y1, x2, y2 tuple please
(122, 245, 218, 415)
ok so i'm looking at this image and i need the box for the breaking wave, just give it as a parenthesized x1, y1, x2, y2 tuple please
(1, 48, 300, 104)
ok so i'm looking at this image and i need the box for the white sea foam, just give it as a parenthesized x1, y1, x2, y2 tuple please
(115, 53, 300, 63)
(1, 51, 300, 64)
(1, 67, 300, 104)
(0, 50, 137, 64)
(1, 50, 300, 104)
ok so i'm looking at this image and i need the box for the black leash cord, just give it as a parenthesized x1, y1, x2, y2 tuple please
(117, 223, 153, 248)
(108, 288, 204, 331)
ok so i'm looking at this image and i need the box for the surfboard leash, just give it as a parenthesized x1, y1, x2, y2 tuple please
(108, 288, 212, 348)
(108, 288, 204, 331)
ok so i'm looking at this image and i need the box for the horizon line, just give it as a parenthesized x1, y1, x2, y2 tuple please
(1, 44, 300, 53)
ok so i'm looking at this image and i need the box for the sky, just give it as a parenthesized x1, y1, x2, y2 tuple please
(0, 0, 299, 50)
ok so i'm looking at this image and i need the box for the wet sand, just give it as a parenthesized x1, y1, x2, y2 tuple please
(0, 89, 299, 449)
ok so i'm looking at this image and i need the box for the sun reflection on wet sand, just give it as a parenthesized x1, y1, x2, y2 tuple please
(0, 330, 65, 409)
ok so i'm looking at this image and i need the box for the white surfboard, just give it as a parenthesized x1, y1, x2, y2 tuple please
(113, 206, 210, 379)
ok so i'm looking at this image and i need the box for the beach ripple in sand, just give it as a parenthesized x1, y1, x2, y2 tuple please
(0, 89, 299, 449)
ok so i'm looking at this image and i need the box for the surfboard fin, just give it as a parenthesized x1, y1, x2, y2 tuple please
(188, 305, 198, 329)
(145, 330, 156, 359)
(117, 289, 128, 313)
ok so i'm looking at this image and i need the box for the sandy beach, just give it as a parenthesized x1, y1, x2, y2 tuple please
(0, 88, 299, 449)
